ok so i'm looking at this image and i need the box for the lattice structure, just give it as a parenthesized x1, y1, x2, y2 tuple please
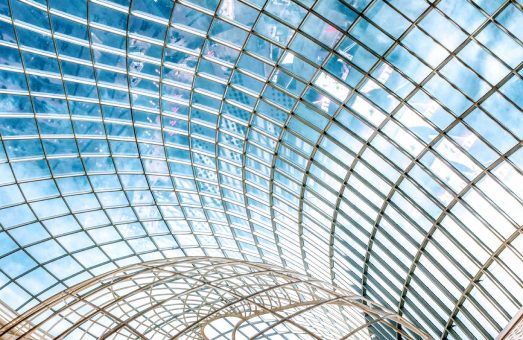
(0, 257, 427, 339)
(0, 0, 521, 339)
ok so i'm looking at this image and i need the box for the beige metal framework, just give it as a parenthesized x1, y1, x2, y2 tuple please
(0, 257, 426, 339)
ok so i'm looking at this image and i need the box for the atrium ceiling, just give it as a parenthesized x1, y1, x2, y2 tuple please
(0, 257, 428, 339)
(0, 0, 521, 339)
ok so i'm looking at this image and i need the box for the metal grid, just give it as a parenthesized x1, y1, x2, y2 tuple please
(0, 0, 521, 339)
(0, 257, 428, 339)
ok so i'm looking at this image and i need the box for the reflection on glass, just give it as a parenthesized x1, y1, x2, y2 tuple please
(0, 1, 521, 339)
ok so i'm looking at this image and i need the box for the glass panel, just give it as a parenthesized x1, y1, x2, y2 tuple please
(0, 2, 520, 339)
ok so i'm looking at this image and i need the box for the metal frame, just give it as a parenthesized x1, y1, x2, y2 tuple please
(0, 0, 521, 339)
(0, 257, 427, 339)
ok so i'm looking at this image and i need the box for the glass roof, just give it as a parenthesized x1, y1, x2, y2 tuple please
(0, 257, 427, 339)
(0, 0, 521, 338)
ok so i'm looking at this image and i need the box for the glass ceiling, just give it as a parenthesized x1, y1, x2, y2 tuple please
(0, 0, 521, 338)
(0, 257, 428, 339)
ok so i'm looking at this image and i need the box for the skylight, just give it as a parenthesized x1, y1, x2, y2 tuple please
(0, 0, 521, 339)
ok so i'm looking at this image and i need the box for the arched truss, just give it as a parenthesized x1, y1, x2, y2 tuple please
(0, 257, 427, 339)
(0, 0, 521, 339)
